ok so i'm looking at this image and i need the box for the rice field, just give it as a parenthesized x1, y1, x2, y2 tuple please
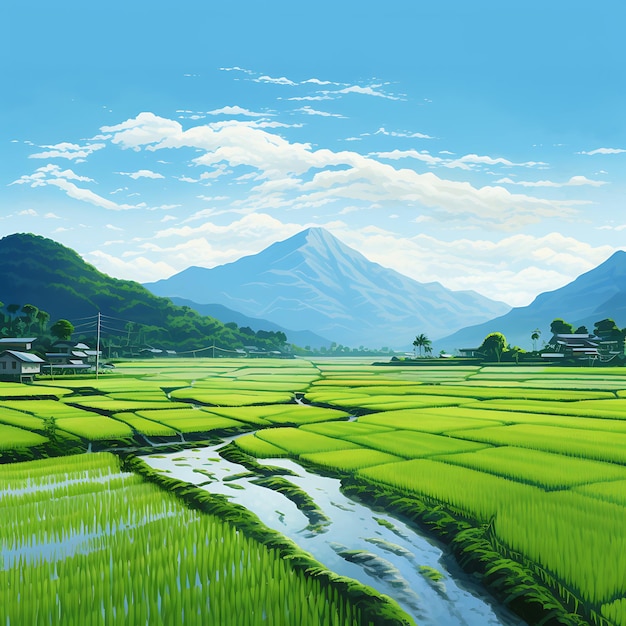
(4, 358, 626, 624)
(0, 453, 380, 626)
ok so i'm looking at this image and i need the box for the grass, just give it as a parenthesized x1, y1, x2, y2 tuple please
(433, 446, 626, 489)
(0, 424, 47, 449)
(301, 448, 402, 471)
(0, 452, 384, 626)
(449, 423, 626, 463)
(5, 358, 626, 624)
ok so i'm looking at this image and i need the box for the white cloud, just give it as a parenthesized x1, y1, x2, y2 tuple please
(44, 212, 61, 219)
(205, 105, 267, 117)
(372, 149, 443, 166)
(18, 209, 38, 216)
(197, 194, 230, 202)
(219, 66, 254, 74)
(46, 178, 143, 210)
(294, 106, 346, 118)
(92, 221, 300, 282)
(330, 84, 401, 100)
(86, 249, 178, 283)
(335, 228, 618, 307)
(101, 112, 575, 229)
(12, 164, 145, 210)
(11, 164, 94, 186)
(374, 127, 433, 139)
(495, 175, 607, 188)
(301, 78, 337, 85)
(254, 75, 297, 86)
(117, 169, 164, 180)
(577, 147, 626, 155)
(445, 154, 547, 170)
(106, 224, 124, 231)
(29, 141, 105, 160)
(286, 95, 334, 101)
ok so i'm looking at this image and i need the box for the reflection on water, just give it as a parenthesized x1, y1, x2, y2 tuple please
(143, 444, 527, 626)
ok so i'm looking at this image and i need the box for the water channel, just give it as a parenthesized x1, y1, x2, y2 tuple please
(142, 440, 527, 626)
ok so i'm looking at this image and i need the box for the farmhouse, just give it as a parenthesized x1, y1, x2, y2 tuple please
(542, 333, 599, 361)
(0, 350, 45, 383)
(458, 347, 483, 358)
(0, 337, 37, 351)
(43, 340, 97, 374)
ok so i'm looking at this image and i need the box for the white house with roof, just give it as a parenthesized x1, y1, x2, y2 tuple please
(44, 340, 96, 373)
(0, 337, 37, 351)
(0, 350, 45, 383)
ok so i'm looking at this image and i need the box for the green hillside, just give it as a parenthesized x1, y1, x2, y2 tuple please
(0, 233, 286, 353)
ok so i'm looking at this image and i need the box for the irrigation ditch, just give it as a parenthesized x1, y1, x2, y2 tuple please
(126, 434, 566, 626)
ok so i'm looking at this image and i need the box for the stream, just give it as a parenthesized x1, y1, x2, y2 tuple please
(142, 441, 526, 626)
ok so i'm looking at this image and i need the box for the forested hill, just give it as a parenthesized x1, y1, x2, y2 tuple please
(0, 233, 285, 352)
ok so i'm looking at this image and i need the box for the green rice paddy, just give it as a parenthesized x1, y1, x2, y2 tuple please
(3, 358, 626, 625)
(0, 453, 379, 625)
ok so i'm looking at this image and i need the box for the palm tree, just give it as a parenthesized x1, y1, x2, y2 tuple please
(531, 328, 541, 352)
(412, 333, 432, 357)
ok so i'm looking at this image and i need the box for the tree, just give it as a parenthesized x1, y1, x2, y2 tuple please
(50, 319, 74, 341)
(594, 318, 619, 334)
(21, 304, 38, 334)
(550, 318, 574, 335)
(479, 332, 507, 362)
(508, 345, 524, 364)
(412, 333, 432, 357)
(36, 310, 50, 334)
(6, 304, 20, 331)
(530, 328, 541, 351)
(574, 325, 589, 334)
(125, 321, 135, 346)
(594, 318, 626, 354)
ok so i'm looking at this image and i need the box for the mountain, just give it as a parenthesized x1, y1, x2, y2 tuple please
(144, 227, 511, 349)
(436, 250, 626, 352)
(169, 297, 332, 349)
(0, 233, 287, 352)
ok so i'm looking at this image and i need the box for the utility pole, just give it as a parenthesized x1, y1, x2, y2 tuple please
(96, 311, 101, 380)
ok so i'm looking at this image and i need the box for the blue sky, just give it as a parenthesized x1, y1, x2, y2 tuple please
(2, 1, 625, 307)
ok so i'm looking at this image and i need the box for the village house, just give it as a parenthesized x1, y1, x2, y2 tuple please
(542, 333, 600, 361)
(0, 350, 45, 383)
(43, 340, 100, 374)
(0, 337, 37, 351)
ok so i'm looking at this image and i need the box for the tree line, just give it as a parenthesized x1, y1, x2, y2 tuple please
(0, 302, 75, 342)
(477, 316, 626, 363)
(0, 301, 290, 357)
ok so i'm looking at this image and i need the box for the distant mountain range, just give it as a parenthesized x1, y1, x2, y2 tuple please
(5, 230, 623, 355)
(169, 297, 331, 349)
(145, 227, 511, 349)
(436, 250, 626, 352)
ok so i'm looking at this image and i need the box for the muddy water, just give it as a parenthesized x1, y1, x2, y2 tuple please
(143, 442, 526, 626)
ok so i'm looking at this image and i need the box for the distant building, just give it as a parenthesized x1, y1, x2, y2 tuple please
(542, 333, 599, 361)
(458, 348, 483, 358)
(43, 340, 98, 374)
(0, 337, 37, 351)
(0, 350, 45, 383)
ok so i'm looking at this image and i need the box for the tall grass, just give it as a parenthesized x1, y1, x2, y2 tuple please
(0, 452, 380, 626)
